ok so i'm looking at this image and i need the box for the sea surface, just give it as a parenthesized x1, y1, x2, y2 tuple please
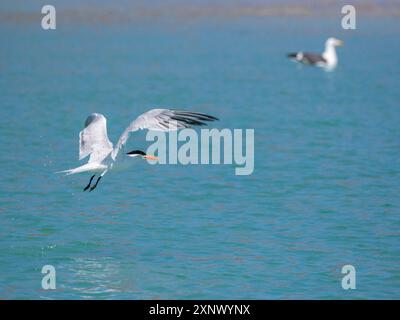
(0, 12, 399, 299)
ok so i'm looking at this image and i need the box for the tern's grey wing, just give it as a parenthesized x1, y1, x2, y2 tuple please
(112, 109, 218, 159)
(79, 113, 113, 163)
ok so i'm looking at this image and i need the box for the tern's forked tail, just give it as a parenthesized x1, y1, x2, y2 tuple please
(55, 168, 76, 175)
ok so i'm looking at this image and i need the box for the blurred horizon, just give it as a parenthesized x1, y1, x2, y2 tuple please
(1, 0, 399, 26)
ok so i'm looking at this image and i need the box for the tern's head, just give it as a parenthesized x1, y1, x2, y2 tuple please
(126, 150, 159, 161)
(326, 37, 344, 47)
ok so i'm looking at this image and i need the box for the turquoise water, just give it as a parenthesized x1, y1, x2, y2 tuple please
(1, 16, 400, 299)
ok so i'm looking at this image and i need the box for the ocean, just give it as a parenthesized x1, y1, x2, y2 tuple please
(0, 8, 399, 299)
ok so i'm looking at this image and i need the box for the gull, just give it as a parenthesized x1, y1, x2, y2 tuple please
(287, 37, 344, 69)
(57, 109, 218, 191)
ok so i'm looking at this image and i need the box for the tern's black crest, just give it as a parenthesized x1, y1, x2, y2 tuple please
(126, 150, 146, 156)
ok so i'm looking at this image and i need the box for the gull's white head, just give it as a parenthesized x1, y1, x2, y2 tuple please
(322, 37, 344, 70)
(326, 37, 344, 47)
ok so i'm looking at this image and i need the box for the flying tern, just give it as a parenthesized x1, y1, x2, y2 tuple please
(58, 109, 218, 191)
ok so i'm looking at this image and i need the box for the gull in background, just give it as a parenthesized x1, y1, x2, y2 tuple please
(287, 37, 344, 70)
(57, 109, 218, 191)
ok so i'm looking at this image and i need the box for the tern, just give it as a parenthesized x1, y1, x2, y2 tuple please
(287, 37, 344, 69)
(58, 109, 218, 191)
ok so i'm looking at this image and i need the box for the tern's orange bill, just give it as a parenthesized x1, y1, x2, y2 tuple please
(143, 155, 159, 161)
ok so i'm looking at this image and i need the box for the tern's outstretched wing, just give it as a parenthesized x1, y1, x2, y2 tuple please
(79, 113, 113, 163)
(112, 109, 218, 160)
